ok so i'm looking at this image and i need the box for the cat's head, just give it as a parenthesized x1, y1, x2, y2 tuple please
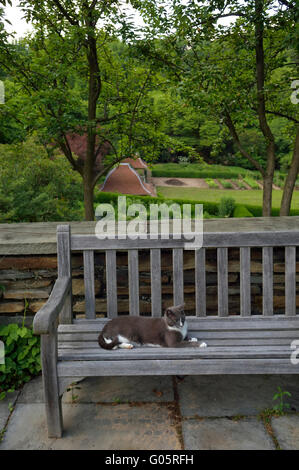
(164, 304, 185, 328)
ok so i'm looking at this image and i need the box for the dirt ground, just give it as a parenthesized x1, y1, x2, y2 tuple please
(152, 177, 281, 190)
(152, 177, 209, 188)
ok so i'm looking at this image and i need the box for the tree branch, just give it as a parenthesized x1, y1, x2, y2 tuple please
(223, 109, 266, 177)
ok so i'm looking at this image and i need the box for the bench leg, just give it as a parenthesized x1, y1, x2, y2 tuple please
(41, 334, 63, 438)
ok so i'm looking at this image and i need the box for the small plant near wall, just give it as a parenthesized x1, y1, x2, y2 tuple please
(272, 387, 292, 415)
(0, 323, 41, 400)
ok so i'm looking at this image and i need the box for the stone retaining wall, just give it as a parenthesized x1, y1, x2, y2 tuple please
(0, 247, 298, 325)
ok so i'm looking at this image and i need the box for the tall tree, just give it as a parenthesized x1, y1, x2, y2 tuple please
(140, 0, 298, 215)
(0, 0, 168, 220)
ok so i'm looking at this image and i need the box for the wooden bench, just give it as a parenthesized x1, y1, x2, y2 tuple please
(33, 224, 299, 437)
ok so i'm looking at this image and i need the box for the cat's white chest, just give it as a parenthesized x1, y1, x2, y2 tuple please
(181, 321, 188, 339)
(167, 320, 188, 339)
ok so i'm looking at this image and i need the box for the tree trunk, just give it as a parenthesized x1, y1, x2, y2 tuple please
(83, 32, 101, 221)
(255, 0, 276, 217)
(83, 172, 95, 221)
(280, 126, 299, 216)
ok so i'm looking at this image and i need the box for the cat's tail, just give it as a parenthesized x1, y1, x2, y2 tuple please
(98, 332, 120, 350)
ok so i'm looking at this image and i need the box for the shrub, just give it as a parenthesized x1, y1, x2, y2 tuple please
(236, 179, 247, 189)
(218, 197, 236, 217)
(243, 177, 260, 189)
(205, 178, 219, 189)
(233, 205, 254, 218)
(0, 137, 84, 222)
(219, 179, 233, 189)
(0, 324, 41, 400)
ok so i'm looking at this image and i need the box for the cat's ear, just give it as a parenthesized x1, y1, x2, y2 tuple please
(165, 307, 174, 317)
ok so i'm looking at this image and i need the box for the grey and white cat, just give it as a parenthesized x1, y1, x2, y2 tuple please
(98, 304, 207, 350)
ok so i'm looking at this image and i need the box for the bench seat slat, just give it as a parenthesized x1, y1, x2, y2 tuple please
(58, 330, 299, 342)
(58, 358, 299, 376)
(58, 338, 296, 348)
(58, 345, 293, 362)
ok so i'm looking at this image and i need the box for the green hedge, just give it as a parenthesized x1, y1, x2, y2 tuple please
(151, 164, 260, 180)
(94, 191, 299, 218)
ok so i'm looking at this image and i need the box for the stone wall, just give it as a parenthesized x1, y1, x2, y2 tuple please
(0, 246, 298, 325)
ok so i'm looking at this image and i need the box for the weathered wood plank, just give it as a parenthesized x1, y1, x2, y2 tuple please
(106, 250, 118, 318)
(217, 248, 228, 317)
(41, 327, 63, 437)
(263, 247, 273, 316)
(173, 248, 184, 306)
(33, 277, 71, 335)
(64, 315, 299, 331)
(58, 346, 293, 362)
(285, 246, 297, 316)
(150, 249, 162, 317)
(58, 358, 299, 376)
(195, 248, 206, 316)
(128, 250, 139, 316)
(58, 329, 299, 342)
(83, 251, 95, 319)
(71, 230, 299, 250)
(57, 225, 72, 324)
(58, 337, 294, 348)
(240, 247, 251, 316)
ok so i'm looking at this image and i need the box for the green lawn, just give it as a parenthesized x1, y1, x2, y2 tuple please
(158, 187, 299, 211)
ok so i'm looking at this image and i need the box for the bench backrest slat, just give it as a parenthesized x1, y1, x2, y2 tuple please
(128, 249, 140, 316)
(217, 247, 229, 317)
(285, 246, 297, 316)
(240, 247, 251, 316)
(173, 248, 184, 306)
(57, 225, 72, 324)
(57, 225, 298, 321)
(150, 249, 162, 317)
(106, 250, 118, 318)
(195, 248, 206, 317)
(83, 250, 95, 319)
(263, 247, 274, 316)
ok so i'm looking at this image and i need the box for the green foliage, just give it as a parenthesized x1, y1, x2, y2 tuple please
(218, 197, 236, 218)
(0, 324, 41, 400)
(219, 179, 233, 189)
(235, 180, 247, 190)
(243, 177, 261, 190)
(94, 190, 219, 217)
(272, 387, 292, 415)
(233, 205, 254, 218)
(152, 163, 258, 179)
(205, 178, 219, 189)
(0, 137, 84, 222)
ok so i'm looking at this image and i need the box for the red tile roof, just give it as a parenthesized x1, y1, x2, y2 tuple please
(122, 157, 148, 169)
(100, 163, 156, 197)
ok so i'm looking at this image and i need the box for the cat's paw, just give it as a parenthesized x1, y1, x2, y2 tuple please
(189, 337, 198, 343)
(199, 342, 207, 348)
(117, 342, 134, 349)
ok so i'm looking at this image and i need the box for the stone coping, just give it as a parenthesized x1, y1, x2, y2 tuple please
(0, 217, 298, 255)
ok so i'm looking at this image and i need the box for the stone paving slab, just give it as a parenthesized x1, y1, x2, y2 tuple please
(62, 376, 174, 404)
(17, 375, 174, 404)
(271, 414, 299, 450)
(177, 375, 299, 417)
(0, 391, 19, 431)
(0, 403, 180, 450)
(182, 417, 275, 450)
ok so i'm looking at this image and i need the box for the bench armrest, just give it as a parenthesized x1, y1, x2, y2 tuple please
(33, 277, 71, 335)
